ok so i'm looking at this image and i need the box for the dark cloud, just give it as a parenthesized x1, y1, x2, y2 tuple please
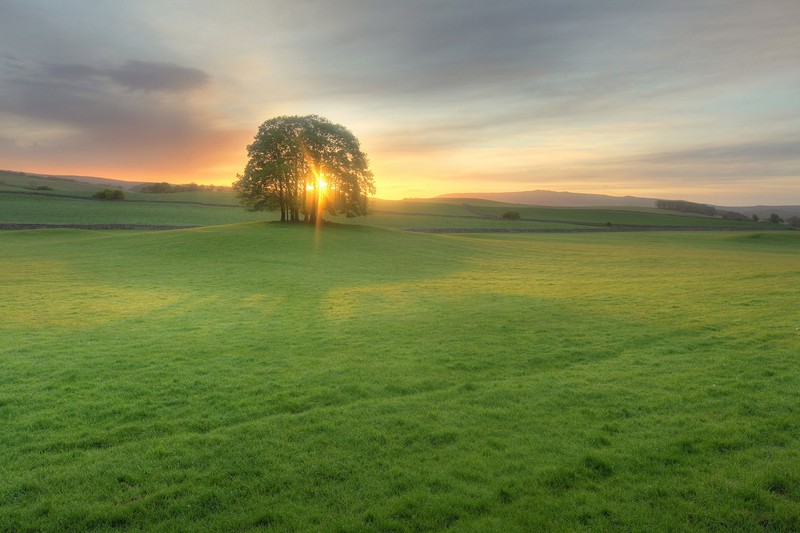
(281, 0, 800, 125)
(44, 60, 209, 92)
(285, 0, 611, 98)
(0, 56, 223, 174)
(106, 61, 209, 92)
(1, 56, 212, 142)
(45, 63, 102, 79)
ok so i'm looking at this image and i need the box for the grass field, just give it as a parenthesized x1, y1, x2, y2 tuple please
(0, 194, 267, 227)
(2, 202, 800, 530)
(2, 185, 800, 530)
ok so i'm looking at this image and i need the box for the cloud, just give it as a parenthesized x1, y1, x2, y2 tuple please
(106, 61, 209, 92)
(45, 60, 209, 92)
(0, 55, 241, 179)
(635, 138, 800, 167)
(279, 1, 605, 100)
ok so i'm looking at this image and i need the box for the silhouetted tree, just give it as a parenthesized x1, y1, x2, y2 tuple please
(234, 115, 375, 223)
(768, 213, 784, 224)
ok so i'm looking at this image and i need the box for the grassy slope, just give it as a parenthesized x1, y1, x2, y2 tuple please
(0, 171, 240, 205)
(0, 171, 103, 195)
(0, 194, 267, 226)
(2, 223, 799, 531)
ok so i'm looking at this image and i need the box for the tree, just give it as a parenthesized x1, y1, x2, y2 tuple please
(234, 115, 375, 223)
(655, 199, 717, 217)
(768, 213, 784, 224)
(93, 188, 125, 200)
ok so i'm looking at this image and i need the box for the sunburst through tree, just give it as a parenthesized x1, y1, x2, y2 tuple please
(234, 115, 375, 224)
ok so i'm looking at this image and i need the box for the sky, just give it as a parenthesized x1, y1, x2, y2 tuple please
(1, 0, 799, 205)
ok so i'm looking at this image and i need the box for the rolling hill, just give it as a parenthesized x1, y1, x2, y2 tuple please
(434, 189, 800, 218)
(434, 190, 658, 207)
(0, 169, 146, 189)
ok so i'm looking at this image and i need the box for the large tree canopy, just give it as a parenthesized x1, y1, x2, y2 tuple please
(234, 115, 375, 223)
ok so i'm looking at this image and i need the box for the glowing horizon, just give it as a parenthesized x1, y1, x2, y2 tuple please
(1, 1, 798, 206)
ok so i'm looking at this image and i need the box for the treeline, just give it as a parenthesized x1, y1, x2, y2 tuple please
(655, 199, 717, 216)
(656, 199, 750, 221)
(138, 182, 231, 193)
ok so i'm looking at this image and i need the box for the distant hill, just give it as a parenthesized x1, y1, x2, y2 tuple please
(435, 190, 658, 207)
(433, 189, 800, 218)
(1, 169, 145, 189)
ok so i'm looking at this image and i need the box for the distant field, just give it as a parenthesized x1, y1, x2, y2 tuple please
(0, 194, 267, 226)
(0, 171, 104, 195)
(444, 203, 768, 228)
(2, 220, 800, 530)
(2, 172, 789, 231)
(333, 211, 587, 231)
(339, 199, 783, 232)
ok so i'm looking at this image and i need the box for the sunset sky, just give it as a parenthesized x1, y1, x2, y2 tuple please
(1, 0, 798, 205)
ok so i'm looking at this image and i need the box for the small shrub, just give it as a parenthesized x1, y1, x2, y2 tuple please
(502, 210, 520, 220)
(93, 189, 125, 200)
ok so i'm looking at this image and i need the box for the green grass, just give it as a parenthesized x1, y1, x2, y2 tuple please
(121, 190, 241, 206)
(359, 199, 781, 230)
(0, 194, 267, 226)
(2, 222, 799, 531)
(0, 170, 242, 207)
(333, 211, 588, 230)
(0, 171, 104, 195)
(367, 198, 779, 230)
(465, 204, 771, 228)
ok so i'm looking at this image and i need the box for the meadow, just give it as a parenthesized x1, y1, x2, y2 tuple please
(1, 187, 799, 531)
